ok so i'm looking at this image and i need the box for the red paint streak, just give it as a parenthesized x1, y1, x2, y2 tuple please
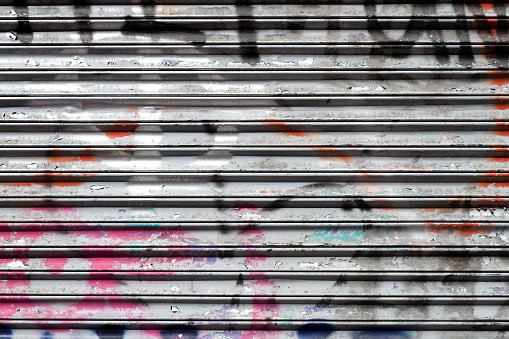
(419, 208, 451, 214)
(49, 149, 100, 163)
(0, 179, 86, 188)
(480, 173, 509, 179)
(476, 198, 509, 202)
(127, 108, 139, 117)
(489, 158, 509, 163)
(0, 182, 34, 187)
(480, 3, 494, 11)
(34, 173, 96, 178)
(264, 120, 313, 137)
(478, 182, 509, 188)
(494, 97, 509, 110)
(485, 19, 499, 37)
(313, 147, 352, 162)
(492, 120, 509, 137)
(49, 155, 100, 162)
(104, 123, 139, 139)
(30, 173, 95, 187)
(31, 207, 78, 212)
(490, 72, 509, 87)
(427, 222, 491, 237)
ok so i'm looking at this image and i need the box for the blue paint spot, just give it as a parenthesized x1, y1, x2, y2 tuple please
(160, 325, 198, 339)
(352, 331, 411, 339)
(0, 328, 11, 339)
(297, 323, 335, 339)
(41, 331, 53, 339)
(95, 326, 124, 339)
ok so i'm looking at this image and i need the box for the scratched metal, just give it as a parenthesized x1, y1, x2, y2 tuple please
(0, 2, 509, 339)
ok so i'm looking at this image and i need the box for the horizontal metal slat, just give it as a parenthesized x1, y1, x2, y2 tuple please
(0, 206, 507, 222)
(3, 18, 509, 31)
(2, 148, 509, 172)
(1, 105, 508, 122)
(1, 4, 508, 19)
(0, 79, 507, 97)
(2, 30, 509, 45)
(0, 54, 506, 71)
(0, 221, 505, 247)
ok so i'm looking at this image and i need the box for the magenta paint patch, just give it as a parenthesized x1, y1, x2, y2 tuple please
(44, 258, 68, 274)
(233, 200, 259, 211)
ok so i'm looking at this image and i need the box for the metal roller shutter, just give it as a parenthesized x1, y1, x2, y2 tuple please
(0, 1, 508, 338)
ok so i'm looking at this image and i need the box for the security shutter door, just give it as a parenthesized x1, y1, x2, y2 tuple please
(0, 1, 508, 339)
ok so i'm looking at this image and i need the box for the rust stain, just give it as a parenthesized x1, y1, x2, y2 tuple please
(104, 123, 139, 140)
(426, 222, 490, 237)
(492, 121, 509, 137)
(127, 108, 139, 117)
(489, 146, 509, 162)
(0, 174, 96, 188)
(491, 78, 509, 87)
(49, 149, 100, 163)
(264, 120, 314, 137)
(480, 3, 494, 11)
(419, 208, 452, 214)
(158, 5, 178, 15)
(489, 72, 509, 93)
(0, 182, 82, 187)
(481, 173, 509, 178)
(493, 131, 509, 137)
(494, 97, 509, 110)
(34, 173, 96, 178)
(478, 182, 509, 188)
(49, 156, 99, 163)
(476, 198, 509, 202)
(489, 158, 509, 163)
(485, 19, 499, 37)
(313, 148, 352, 162)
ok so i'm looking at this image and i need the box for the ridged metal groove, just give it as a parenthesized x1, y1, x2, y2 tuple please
(0, 1, 508, 338)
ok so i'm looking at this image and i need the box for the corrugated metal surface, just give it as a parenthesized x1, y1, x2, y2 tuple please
(0, 1, 509, 338)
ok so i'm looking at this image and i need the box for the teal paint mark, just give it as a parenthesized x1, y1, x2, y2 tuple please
(306, 227, 364, 244)
(127, 223, 161, 227)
